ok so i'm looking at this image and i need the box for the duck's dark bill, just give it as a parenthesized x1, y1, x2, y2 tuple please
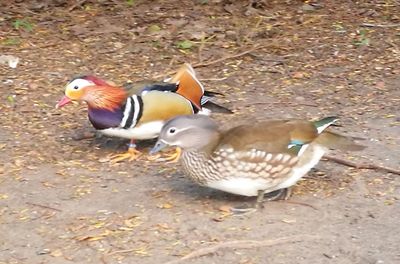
(150, 140, 169, 155)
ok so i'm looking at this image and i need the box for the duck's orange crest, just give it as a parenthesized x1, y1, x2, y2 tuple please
(85, 85, 127, 111)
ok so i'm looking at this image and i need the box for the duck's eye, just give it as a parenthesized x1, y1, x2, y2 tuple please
(168, 128, 176, 134)
(73, 85, 79, 90)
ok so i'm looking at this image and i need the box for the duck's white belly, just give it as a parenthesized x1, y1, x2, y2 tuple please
(276, 144, 327, 190)
(207, 177, 271, 197)
(100, 121, 164, 140)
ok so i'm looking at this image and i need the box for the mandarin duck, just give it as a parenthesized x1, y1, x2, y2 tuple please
(151, 115, 365, 212)
(56, 63, 231, 162)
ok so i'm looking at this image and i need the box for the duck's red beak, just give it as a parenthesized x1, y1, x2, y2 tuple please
(56, 95, 72, 109)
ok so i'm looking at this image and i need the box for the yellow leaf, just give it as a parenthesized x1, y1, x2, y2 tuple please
(384, 200, 394, 205)
(161, 203, 173, 209)
(50, 249, 63, 257)
(134, 247, 150, 256)
(87, 236, 104, 241)
(76, 229, 113, 241)
(218, 205, 231, 213)
(156, 223, 171, 230)
(124, 217, 142, 228)
(282, 219, 296, 224)
(118, 227, 134, 231)
(93, 222, 106, 229)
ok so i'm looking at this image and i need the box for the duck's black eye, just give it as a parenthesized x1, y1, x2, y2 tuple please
(73, 85, 79, 89)
(169, 128, 176, 134)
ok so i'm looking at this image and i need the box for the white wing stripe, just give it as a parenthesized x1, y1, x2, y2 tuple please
(130, 96, 140, 128)
(120, 97, 132, 127)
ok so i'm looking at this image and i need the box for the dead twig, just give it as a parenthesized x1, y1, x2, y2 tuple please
(197, 35, 208, 63)
(360, 23, 400, 28)
(193, 44, 265, 68)
(152, 44, 265, 79)
(69, 0, 87, 11)
(278, 200, 318, 210)
(243, 16, 264, 43)
(26, 202, 62, 212)
(164, 235, 317, 264)
(100, 255, 108, 264)
(199, 77, 228, 82)
(105, 248, 139, 256)
(250, 101, 318, 107)
(324, 155, 400, 175)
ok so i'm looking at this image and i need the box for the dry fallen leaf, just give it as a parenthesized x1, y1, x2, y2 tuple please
(282, 219, 297, 224)
(124, 217, 142, 228)
(50, 249, 63, 257)
(218, 205, 232, 213)
(158, 203, 173, 209)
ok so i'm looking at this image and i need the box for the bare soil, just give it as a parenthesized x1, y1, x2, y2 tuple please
(0, 1, 399, 263)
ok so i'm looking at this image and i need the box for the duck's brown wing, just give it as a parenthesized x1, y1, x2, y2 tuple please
(218, 120, 318, 154)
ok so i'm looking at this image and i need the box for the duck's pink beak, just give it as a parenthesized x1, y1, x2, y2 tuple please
(56, 95, 72, 109)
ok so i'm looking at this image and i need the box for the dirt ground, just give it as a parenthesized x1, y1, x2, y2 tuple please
(0, 1, 399, 263)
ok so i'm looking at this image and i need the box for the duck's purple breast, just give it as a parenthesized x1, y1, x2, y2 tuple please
(88, 107, 123, 130)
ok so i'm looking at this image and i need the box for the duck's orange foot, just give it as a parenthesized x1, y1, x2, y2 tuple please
(148, 147, 181, 163)
(109, 147, 143, 163)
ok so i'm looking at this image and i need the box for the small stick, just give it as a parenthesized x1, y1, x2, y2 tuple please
(100, 255, 108, 264)
(250, 101, 318, 107)
(199, 77, 228, 81)
(360, 23, 400, 28)
(105, 248, 139, 256)
(152, 44, 265, 79)
(26, 202, 62, 212)
(164, 235, 317, 264)
(324, 155, 400, 175)
(193, 44, 265, 68)
(69, 0, 87, 11)
(278, 200, 318, 210)
(243, 16, 264, 42)
(197, 35, 206, 63)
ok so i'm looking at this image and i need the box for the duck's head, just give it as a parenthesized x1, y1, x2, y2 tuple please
(151, 115, 220, 153)
(56, 75, 126, 110)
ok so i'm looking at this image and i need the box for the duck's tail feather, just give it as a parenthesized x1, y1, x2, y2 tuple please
(316, 130, 366, 151)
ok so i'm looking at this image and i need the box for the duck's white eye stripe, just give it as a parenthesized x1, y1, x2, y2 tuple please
(67, 79, 93, 89)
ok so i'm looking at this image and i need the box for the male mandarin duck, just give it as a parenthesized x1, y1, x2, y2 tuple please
(151, 115, 365, 213)
(56, 63, 232, 162)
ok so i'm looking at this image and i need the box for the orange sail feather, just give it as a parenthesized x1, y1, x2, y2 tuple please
(169, 63, 204, 110)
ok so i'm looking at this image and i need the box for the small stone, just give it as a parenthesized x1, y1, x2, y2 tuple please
(37, 249, 51, 255)
(301, 4, 316, 11)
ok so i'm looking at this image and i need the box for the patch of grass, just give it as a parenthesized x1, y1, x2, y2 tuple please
(2, 37, 21, 46)
(332, 22, 346, 33)
(176, 40, 194, 50)
(148, 24, 161, 33)
(354, 29, 370, 46)
(13, 19, 34, 32)
(126, 0, 135, 6)
(152, 40, 161, 48)
(7, 95, 16, 104)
